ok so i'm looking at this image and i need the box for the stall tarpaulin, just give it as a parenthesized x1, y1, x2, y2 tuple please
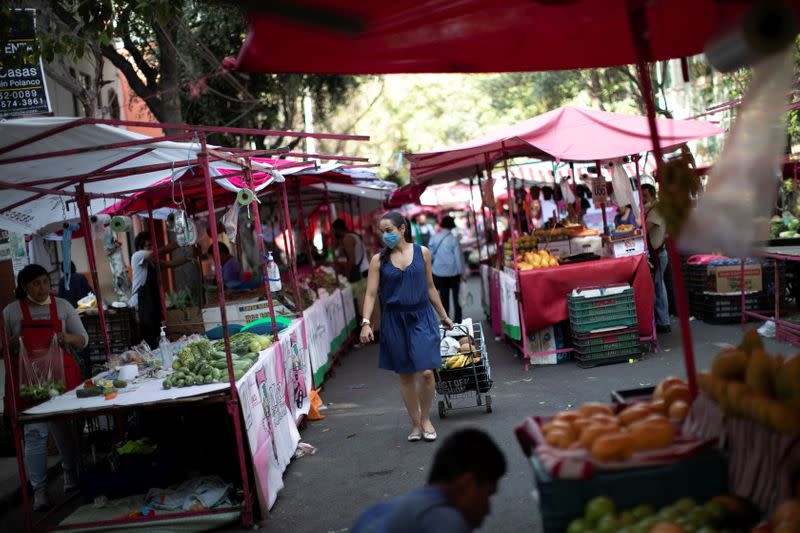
(325, 289, 347, 353)
(303, 293, 333, 386)
(519, 254, 654, 337)
(499, 269, 521, 341)
(277, 319, 313, 424)
(408, 106, 723, 185)
(341, 284, 357, 331)
(236, 343, 301, 514)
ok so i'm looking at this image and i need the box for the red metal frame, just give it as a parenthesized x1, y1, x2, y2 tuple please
(627, 0, 698, 398)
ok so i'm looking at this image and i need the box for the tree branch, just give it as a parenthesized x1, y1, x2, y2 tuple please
(100, 43, 156, 103)
(118, 12, 157, 87)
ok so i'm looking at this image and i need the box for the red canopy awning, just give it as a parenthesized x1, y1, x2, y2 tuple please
(407, 106, 723, 185)
(233, 1, 785, 74)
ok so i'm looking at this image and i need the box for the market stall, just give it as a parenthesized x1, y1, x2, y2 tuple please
(0, 117, 369, 530)
(407, 106, 722, 368)
(231, 0, 800, 531)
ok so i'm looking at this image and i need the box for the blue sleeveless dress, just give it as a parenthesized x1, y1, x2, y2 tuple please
(379, 244, 441, 373)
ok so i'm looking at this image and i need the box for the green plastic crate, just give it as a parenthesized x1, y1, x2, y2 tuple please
(568, 287, 638, 333)
(575, 344, 643, 368)
(530, 451, 728, 533)
(572, 328, 639, 350)
(569, 308, 638, 333)
(574, 339, 643, 357)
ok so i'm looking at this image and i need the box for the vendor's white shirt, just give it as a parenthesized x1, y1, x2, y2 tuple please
(128, 250, 150, 309)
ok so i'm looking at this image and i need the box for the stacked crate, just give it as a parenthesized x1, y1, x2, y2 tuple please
(568, 285, 641, 368)
(81, 307, 137, 364)
(682, 258, 784, 324)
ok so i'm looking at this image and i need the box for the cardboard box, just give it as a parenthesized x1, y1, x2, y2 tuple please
(527, 326, 557, 365)
(712, 264, 762, 293)
(167, 306, 204, 337)
(608, 236, 645, 258)
(538, 239, 571, 259)
(570, 236, 604, 257)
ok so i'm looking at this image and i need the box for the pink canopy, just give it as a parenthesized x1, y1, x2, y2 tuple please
(407, 106, 723, 185)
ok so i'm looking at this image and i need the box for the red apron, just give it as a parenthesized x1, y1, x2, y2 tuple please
(3, 299, 82, 414)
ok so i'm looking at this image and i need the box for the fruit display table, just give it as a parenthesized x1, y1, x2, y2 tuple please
(517, 254, 655, 338)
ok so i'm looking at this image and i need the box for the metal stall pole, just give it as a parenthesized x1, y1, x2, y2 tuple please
(294, 181, 316, 269)
(469, 174, 486, 304)
(484, 155, 502, 270)
(634, 155, 657, 347)
(627, 1, 697, 398)
(76, 184, 112, 358)
(501, 144, 530, 369)
(596, 160, 609, 235)
(323, 183, 349, 367)
(0, 311, 32, 532)
(280, 181, 305, 315)
(244, 163, 280, 340)
(145, 199, 169, 332)
(198, 135, 254, 525)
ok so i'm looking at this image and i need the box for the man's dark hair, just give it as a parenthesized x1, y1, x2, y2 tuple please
(134, 231, 151, 251)
(641, 184, 657, 198)
(209, 242, 230, 255)
(428, 429, 506, 485)
(332, 219, 348, 232)
(440, 216, 456, 230)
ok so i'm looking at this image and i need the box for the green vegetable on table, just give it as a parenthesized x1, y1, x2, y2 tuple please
(162, 337, 258, 389)
(20, 382, 65, 402)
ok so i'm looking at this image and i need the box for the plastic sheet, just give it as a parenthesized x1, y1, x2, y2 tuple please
(680, 46, 795, 256)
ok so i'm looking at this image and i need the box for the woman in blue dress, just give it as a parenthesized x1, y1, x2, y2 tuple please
(360, 211, 453, 442)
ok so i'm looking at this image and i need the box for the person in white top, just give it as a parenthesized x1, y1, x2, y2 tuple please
(333, 219, 370, 282)
(129, 231, 194, 347)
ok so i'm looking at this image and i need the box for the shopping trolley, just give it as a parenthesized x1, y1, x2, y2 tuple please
(435, 320, 493, 418)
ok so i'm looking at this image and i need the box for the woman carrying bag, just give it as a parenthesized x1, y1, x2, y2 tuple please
(360, 212, 453, 443)
(3, 264, 88, 509)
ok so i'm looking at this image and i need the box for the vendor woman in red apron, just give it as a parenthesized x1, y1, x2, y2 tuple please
(2, 264, 88, 510)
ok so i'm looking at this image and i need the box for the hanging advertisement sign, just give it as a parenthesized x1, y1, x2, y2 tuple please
(0, 9, 51, 117)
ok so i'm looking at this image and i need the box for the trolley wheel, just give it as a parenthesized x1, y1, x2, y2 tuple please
(438, 400, 447, 419)
(485, 395, 492, 413)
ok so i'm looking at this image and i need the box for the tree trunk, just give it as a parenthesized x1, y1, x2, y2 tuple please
(153, 20, 183, 134)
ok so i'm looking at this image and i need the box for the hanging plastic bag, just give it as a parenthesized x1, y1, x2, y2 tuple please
(172, 210, 197, 247)
(559, 178, 576, 204)
(18, 335, 65, 405)
(458, 282, 473, 309)
(222, 203, 240, 244)
(680, 46, 794, 256)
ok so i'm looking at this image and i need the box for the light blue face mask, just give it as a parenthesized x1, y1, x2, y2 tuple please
(382, 232, 401, 249)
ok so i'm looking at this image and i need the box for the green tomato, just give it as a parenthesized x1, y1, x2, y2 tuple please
(595, 514, 618, 533)
(631, 504, 655, 521)
(618, 511, 636, 526)
(585, 497, 616, 526)
(566, 518, 588, 533)
(702, 501, 727, 527)
(674, 497, 696, 513)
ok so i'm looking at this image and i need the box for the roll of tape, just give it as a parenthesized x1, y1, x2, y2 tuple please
(236, 188, 255, 206)
(110, 215, 131, 233)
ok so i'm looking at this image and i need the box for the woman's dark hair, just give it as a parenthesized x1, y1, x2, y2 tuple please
(428, 429, 506, 485)
(529, 185, 541, 200)
(440, 216, 456, 230)
(379, 211, 412, 264)
(134, 231, 151, 251)
(15, 264, 49, 300)
(331, 219, 348, 232)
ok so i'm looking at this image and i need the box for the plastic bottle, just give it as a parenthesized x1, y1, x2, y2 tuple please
(158, 326, 172, 368)
(266, 252, 282, 292)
